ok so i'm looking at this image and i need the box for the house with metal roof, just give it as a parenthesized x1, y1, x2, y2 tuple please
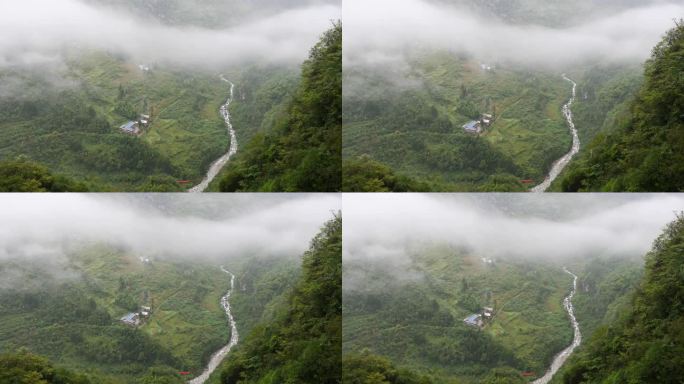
(119, 121, 140, 135)
(464, 313, 483, 327)
(463, 120, 481, 134)
(120, 312, 140, 326)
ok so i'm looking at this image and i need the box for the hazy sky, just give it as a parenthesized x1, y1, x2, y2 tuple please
(343, 194, 684, 264)
(0, 0, 340, 69)
(0, 194, 340, 264)
(344, 0, 684, 69)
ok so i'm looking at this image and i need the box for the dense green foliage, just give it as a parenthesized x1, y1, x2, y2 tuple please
(219, 23, 341, 192)
(560, 21, 684, 191)
(343, 53, 572, 192)
(0, 351, 102, 384)
(342, 156, 431, 192)
(342, 352, 433, 384)
(562, 214, 684, 383)
(0, 159, 88, 192)
(220, 215, 342, 383)
(343, 247, 574, 383)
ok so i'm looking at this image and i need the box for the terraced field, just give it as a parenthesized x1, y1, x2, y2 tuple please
(343, 247, 575, 383)
(0, 51, 232, 191)
(343, 52, 573, 190)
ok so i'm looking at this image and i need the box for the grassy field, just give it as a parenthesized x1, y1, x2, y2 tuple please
(343, 245, 574, 382)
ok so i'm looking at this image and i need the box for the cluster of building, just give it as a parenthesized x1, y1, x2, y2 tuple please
(462, 113, 494, 134)
(120, 305, 152, 327)
(119, 114, 151, 135)
(463, 306, 495, 328)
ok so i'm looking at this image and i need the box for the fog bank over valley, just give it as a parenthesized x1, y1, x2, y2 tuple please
(0, 194, 340, 269)
(0, 0, 340, 70)
(344, 194, 684, 266)
(344, 0, 684, 69)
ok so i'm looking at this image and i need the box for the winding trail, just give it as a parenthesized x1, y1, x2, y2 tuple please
(188, 267, 239, 384)
(188, 75, 238, 193)
(532, 268, 581, 384)
(531, 75, 579, 193)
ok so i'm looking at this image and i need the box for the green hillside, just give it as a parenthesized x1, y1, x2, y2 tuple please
(0, 51, 234, 191)
(343, 246, 576, 383)
(0, 244, 304, 383)
(343, 53, 572, 191)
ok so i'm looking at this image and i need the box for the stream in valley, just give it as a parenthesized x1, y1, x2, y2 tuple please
(188, 75, 238, 193)
(188, 267, 239, 384)
(531, 75, 579, 193)
(531, 268, 581, 384)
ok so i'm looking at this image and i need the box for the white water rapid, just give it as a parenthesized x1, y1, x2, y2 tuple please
(187, 267, 239, 384)
(531, 268, 581, 384)
(531, 75, 580, 192)
(188, 75, 238, 193)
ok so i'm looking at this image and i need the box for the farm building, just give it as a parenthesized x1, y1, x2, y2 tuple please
(120, 312, 140, 326)
(120, 306, 152, 326)
(119, 121, 140, 135)
(463, 120, 481, 134)
(481, 113, 493, 127)
(464, 314, 483, 327)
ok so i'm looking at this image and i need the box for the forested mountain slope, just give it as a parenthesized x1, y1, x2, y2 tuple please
(220, 215, 342, 383)
(560, 21, 684, 192)
(218, 23, 341, 192)
(561, 214, 684, 383)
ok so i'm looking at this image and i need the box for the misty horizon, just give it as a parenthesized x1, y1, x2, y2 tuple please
(344, 0, 683, 70)
(343, 194, 684, 266)
(0, 194, 340, 267)
(0, 0, 340, 70)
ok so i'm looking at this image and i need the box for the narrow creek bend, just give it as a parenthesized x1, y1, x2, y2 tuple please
(531, 267, 582, 384)
(531, 75, 579, 193)
(188, 75, 238, 193)
(188, 267, 239, 384)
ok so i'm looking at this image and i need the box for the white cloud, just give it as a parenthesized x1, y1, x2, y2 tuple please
(0, 194, 340, 262)
(0, 0, 340, 69)
(344, 0, 684, 69)
(343, 194, 684, 265)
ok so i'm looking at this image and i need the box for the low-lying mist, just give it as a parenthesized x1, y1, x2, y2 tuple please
(344, 194, 684, 266)
(344, 0, 683, 70)
(0, 0, 340, 70)
(0, 194, 340, 268)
